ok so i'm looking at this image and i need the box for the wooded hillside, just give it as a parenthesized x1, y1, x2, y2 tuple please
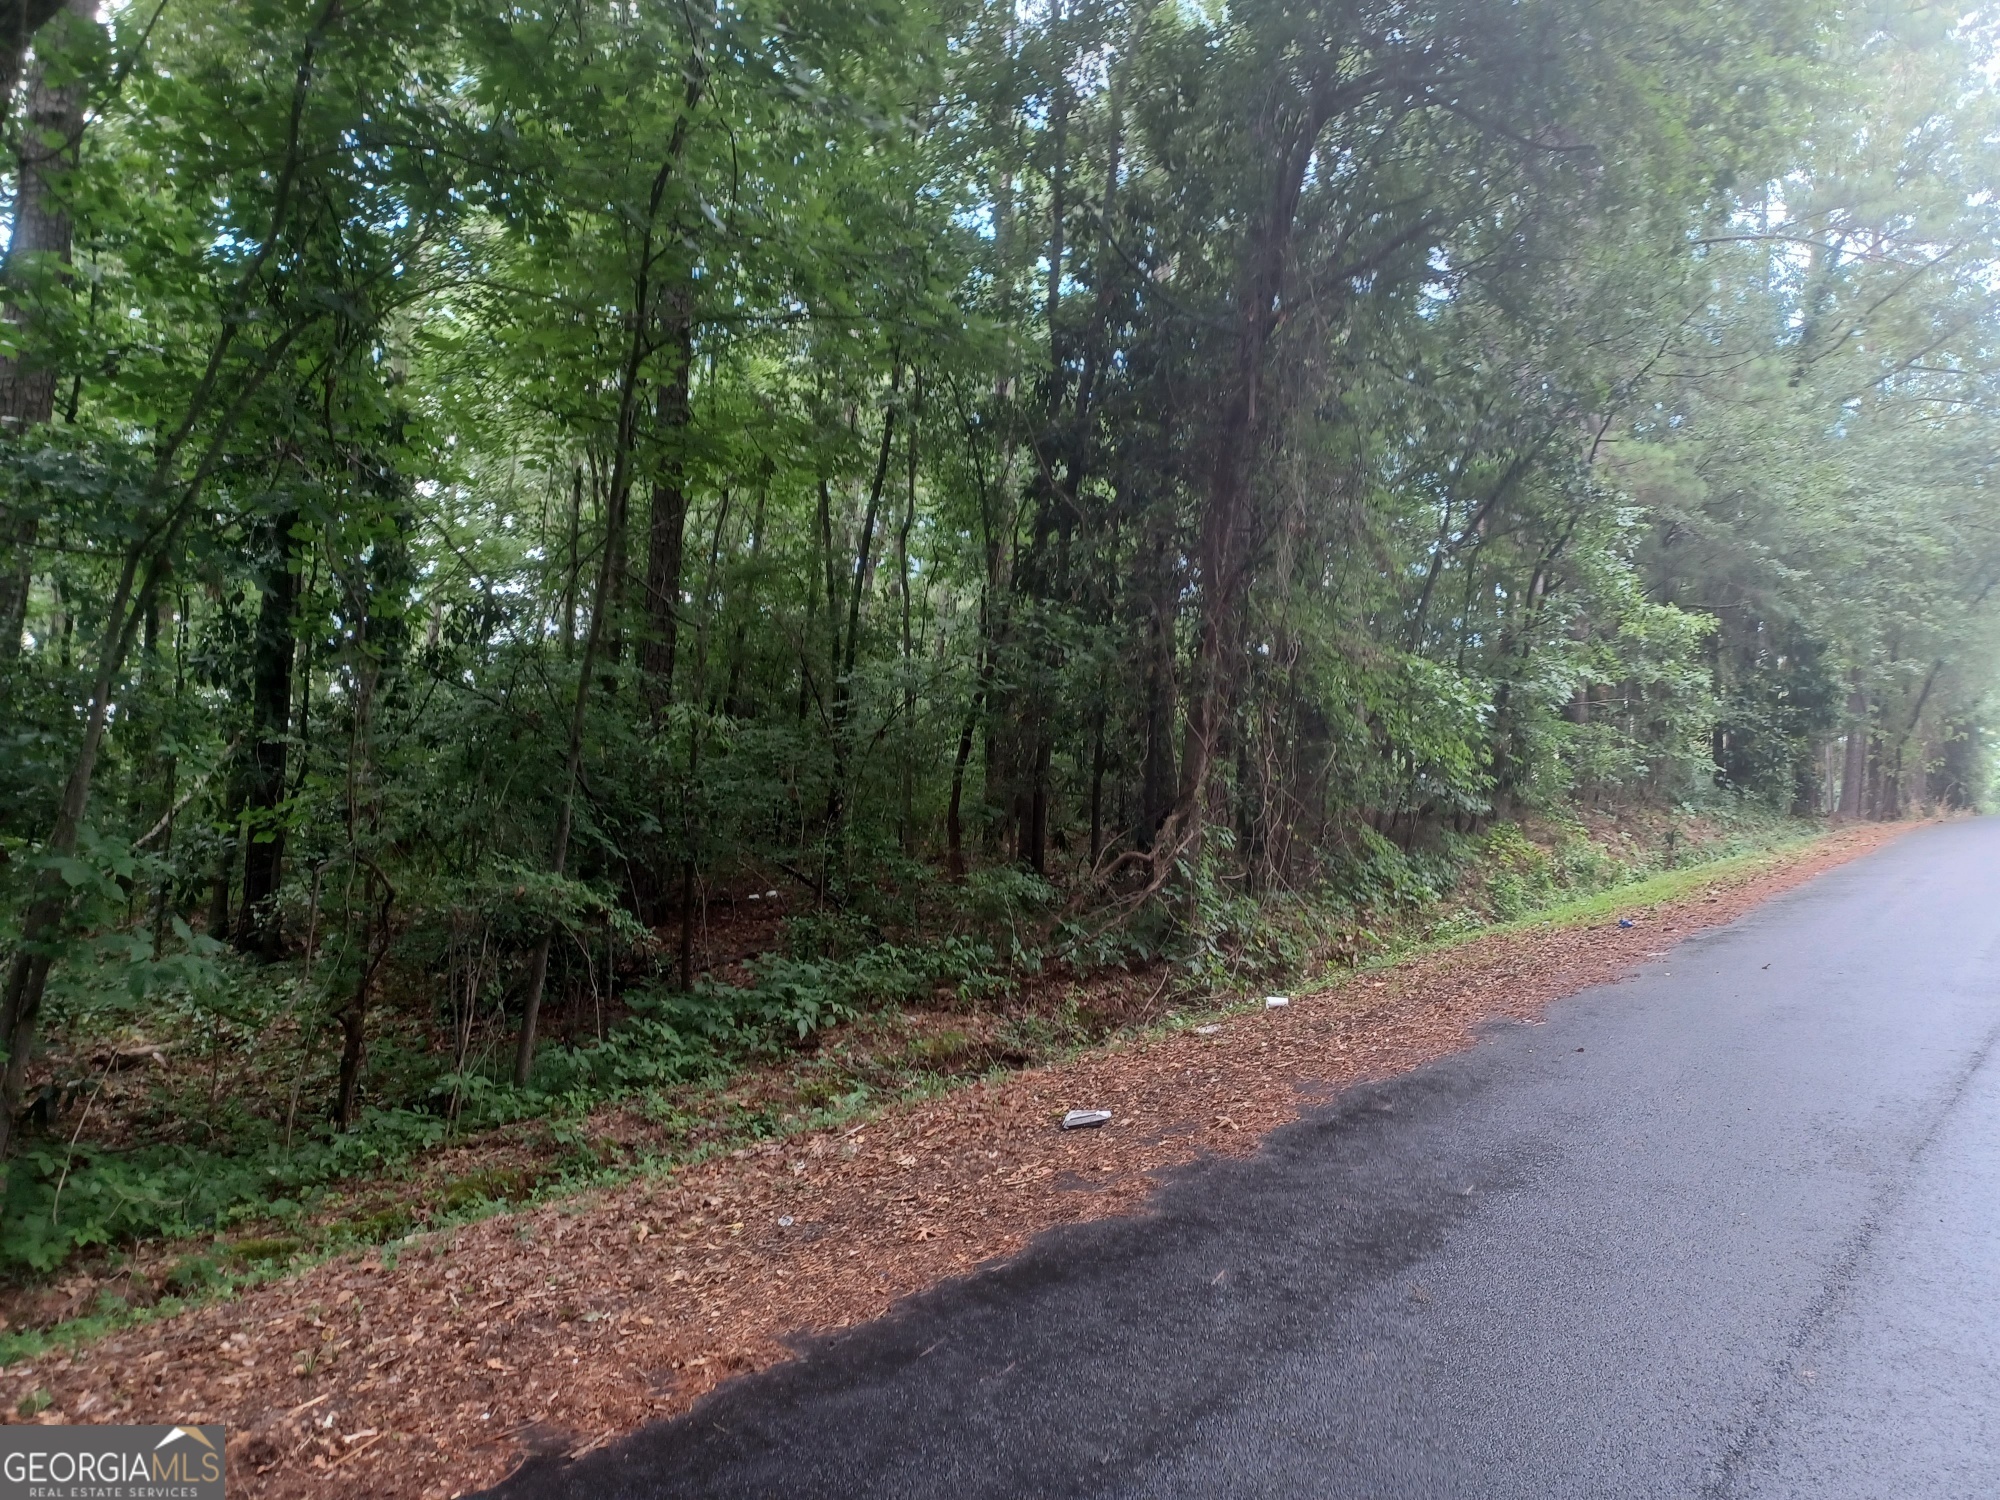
(3, 0, 1998, 1278)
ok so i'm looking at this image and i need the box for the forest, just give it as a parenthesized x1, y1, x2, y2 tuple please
(2, 0, 1999, 1284)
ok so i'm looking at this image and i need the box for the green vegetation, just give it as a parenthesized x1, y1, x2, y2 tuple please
(2, 0, 1996, 1291)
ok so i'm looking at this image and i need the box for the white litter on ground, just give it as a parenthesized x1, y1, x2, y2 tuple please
(1060, 1109, 1113, 1130)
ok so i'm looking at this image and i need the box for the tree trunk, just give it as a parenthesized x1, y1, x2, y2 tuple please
(561, 464, 583, 657)
(1088, 696, 1106, 867)
(0, 543, 159, 1165)
(722, 479, 767, 717)
(0, 0, 88, 656)
(1165, 111, 1320, 868)
(1884, 658, 1943, 823)
(640, 286, 695, 710)
(334, 867, 391, 1130)
(1838, 682, 1868, 820)
(897, 414, 918, 853)
(236, 512, 298, 956)
(1137, 494, 1178, 850)
(821, 373, 901, 865)
(947, 697, 979, 880)
(676, 857, 695, 991)
(0, 0, 67, 130)
(947, 599, 993, 882)
(207, 769, 245, 942)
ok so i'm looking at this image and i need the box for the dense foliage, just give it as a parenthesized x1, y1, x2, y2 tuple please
(3, 0, 1998, 1270)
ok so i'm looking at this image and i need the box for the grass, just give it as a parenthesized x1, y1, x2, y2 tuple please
(1421, 829, 1830, 947)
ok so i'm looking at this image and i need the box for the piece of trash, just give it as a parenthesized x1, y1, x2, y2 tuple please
(1194, 1024, 1221, 1036)
(1617, 917, 1635, 929)
(1265, 995, 1289, 1009)
(747, 892, 760, 901)
(1061, 1109, 1112, 1130)
(777, 1216, 794, 1227)
(765, 889, 779, 899)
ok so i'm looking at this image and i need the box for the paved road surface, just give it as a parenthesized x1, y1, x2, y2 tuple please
(481, 818, 2000, 1499)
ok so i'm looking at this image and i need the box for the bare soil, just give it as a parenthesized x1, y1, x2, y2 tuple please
(0, 821, 1910, 1499)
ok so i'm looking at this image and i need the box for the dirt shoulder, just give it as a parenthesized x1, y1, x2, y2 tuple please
(0, 820, 1911, 1499)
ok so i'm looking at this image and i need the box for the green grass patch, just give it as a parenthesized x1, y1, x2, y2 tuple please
(1466, 831, 1828, 939)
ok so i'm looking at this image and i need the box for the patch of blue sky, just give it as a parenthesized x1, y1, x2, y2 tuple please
(1418, 245, 1455, 314)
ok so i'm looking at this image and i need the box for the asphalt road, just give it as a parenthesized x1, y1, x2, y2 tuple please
(482, 818, 2000, 1500)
